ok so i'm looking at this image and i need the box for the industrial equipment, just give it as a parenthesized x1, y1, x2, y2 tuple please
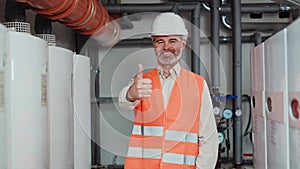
(0, 25, 48, 168)
(73, 54, 92, 169)
(48, 46, 74, 169)
(264, 28, 289, 169)
(286, 17, 300, 169)
(251, 43, 267, 169)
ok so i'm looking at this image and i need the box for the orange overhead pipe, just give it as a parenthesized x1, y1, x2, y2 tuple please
(16, 0, 120, 46)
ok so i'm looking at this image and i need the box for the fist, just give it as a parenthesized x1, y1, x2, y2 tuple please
(127, 64, 152, 102)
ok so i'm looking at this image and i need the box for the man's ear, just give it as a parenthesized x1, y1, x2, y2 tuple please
(182, 40, 187, 50)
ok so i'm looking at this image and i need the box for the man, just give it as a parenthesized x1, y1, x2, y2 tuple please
(119, 12, 218, 169)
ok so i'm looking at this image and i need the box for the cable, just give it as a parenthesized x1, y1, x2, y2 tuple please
(242, 94, 252, 137)
(226, 119, 231, 161)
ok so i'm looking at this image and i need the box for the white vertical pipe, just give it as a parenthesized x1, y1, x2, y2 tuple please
(264, 29, 289, 169)
(250, 43, 267, 169)
(73, 54, 91, 169)
(48, 46, 73, 169)
(287, 18, 300, 169)
(6, 30, 48, 169)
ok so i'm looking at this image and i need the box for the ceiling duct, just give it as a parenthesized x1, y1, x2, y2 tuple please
(16, 0, 120, 46)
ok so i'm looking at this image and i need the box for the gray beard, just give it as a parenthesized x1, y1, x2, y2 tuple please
(158, 54, 180, 65)
(156, 50, 182, 66)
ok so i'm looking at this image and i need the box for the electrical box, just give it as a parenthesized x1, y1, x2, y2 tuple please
(73, 54, 91, 169)
(48, 46, 73, 169)
(250, 43, 267, 169)
(264, 28, 289, 169)
(286, 17, 300, 169)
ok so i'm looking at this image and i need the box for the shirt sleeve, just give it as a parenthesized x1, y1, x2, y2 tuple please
(118, 79, 140, 110)
(196, 80, 219, 169)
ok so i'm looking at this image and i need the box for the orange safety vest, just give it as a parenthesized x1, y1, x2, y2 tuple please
(124, 68, 204, 169)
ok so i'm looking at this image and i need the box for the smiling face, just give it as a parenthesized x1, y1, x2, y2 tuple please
(152, 35, 186, 67)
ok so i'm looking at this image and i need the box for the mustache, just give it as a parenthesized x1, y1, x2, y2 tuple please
(159, 49, 175, 55)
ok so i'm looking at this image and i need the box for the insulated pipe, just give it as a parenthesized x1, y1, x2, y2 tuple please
(211, 0, 220, 90)
(232, 0, 243, 166)
(191, 4, 201, 75)
(16, 0, 120, 46)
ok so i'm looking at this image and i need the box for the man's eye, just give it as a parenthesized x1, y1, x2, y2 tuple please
(170, 40, 178, 44)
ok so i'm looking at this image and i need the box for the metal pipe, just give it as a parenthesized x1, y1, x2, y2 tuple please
(114, 35, 269, 47)
(231, 0, 243, 166)
(105, 3, 200, 13)
(201, 2, 294, 14)
(116, 38, 153, 47)
(90, 46, 101, 167)
(220, 3, 294, 14)
(211, 0, 220, 89)
(220, 14, 290, 32)
(106, 3, 294, 14)
(191, 3, 201, 75)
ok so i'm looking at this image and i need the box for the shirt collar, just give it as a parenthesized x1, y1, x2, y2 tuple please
(157, 62, 181, 79)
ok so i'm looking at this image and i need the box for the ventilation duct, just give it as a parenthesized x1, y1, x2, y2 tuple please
(16, 0, 120, 46)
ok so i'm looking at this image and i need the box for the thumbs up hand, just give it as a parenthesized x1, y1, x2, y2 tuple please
(127, 64, 152, 102)
(137, 64, 144, 80)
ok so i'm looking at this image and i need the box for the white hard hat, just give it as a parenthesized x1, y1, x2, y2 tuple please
(150, 12, 188, 37)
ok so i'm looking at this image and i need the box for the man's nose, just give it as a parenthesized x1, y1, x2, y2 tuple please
(162, 42, 173, 50)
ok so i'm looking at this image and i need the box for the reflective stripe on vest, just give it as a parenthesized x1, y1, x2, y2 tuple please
(162, 152, 197, 165)
(127, 147, 161, 159)
(132, 125, 164, 136)
(165, 130, 198, 143)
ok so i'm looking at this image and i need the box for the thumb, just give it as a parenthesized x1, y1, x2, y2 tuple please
(137, 64, 144, 79)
